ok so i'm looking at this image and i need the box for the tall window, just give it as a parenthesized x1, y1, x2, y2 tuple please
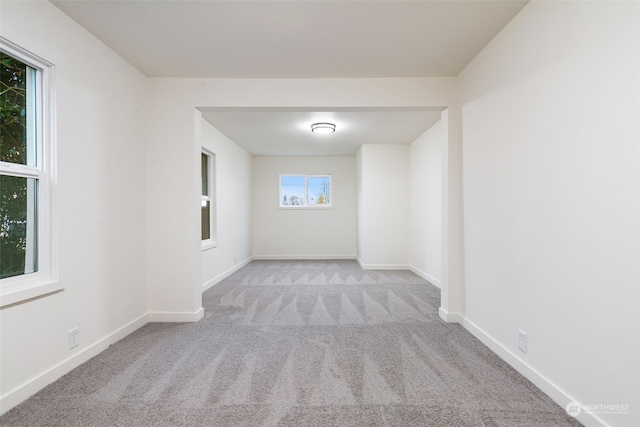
(1, 39, 56, 306)
(201, 149, 216, 248)
(280, 175, 331, 208)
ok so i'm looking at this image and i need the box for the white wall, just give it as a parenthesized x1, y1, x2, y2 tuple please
(252, 156, 356, 258)
(356, 145, 410, 268)
(0, 1, 148, 413)
(458, 2, 639, 426)
(409, 121, 442, 286)
(200, 119, 252, 290)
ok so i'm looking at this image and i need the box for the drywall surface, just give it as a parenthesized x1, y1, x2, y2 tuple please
(409, 121, 442, 286)
(356, 145, 410, 268)
(252, 156, 356, 258)
(200, 120, 252, 288)
(0, 0, 148, 413)
(458, 1, 639, 426)
(356, 149, 365, 265)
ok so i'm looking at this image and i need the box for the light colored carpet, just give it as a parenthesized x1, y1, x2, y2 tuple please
(0, 260, 581, 426)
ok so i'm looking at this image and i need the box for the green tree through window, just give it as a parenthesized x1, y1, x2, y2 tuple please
(0, 52, 35, 279)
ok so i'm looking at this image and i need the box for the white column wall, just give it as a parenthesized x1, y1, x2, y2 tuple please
(356, 144, 410, 268)
(409, 121, 442, 287)
(146, 101, 203, 321)
(439, 107, 464, 320)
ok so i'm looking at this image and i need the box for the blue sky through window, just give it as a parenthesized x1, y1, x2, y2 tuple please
(281, 175, 306, 206)
(280, 175, 331, 207)
(308, 176, 330, 205)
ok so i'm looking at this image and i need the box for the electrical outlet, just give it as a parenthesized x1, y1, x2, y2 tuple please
(68, 327, 79, 350)
(518, 329, 527, 353)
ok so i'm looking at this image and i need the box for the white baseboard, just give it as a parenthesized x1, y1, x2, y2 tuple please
(356, 257, 411, 270)
(253, 255, 356, 260)
(361, 264, 411, 270)
(438, 307, 462, 323)
(459, 315, 607, 427)
(148, 307, 204, 323)
(202, 256, 253, 292)
(410, 266, 441, 288)
(0, 313, 149, 416)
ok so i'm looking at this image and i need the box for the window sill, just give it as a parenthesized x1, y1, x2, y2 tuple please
(202, 241, 218, 251)
(278, 206, 334, 210)
(0, 276, 62, 308)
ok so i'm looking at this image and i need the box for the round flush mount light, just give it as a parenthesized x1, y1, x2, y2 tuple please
(311, 122, 336, 134)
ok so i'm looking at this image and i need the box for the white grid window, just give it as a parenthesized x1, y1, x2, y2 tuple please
(279, 175, 332, 208)
(0, 37, 58, 307)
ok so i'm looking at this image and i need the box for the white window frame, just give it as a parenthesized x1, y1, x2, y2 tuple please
(0, 37, 58, 307)
(201, 148, 217, 250)
(279, 174, 333, 209)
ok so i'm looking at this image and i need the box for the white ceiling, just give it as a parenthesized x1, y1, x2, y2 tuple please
(51, 0, 527, 156)
(201, 108, 444, 156)
(52, 0, 527, 79)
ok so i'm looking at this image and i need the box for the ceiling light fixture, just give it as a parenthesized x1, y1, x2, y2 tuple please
(311, 122, 336, 134)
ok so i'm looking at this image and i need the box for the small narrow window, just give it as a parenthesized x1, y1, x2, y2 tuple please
(279, 175, 332, 208)
(201, 149, 216, 248)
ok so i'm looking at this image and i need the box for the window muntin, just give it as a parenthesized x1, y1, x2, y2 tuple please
(1, 38, 57, 306)
(279, 175, 332, 208)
